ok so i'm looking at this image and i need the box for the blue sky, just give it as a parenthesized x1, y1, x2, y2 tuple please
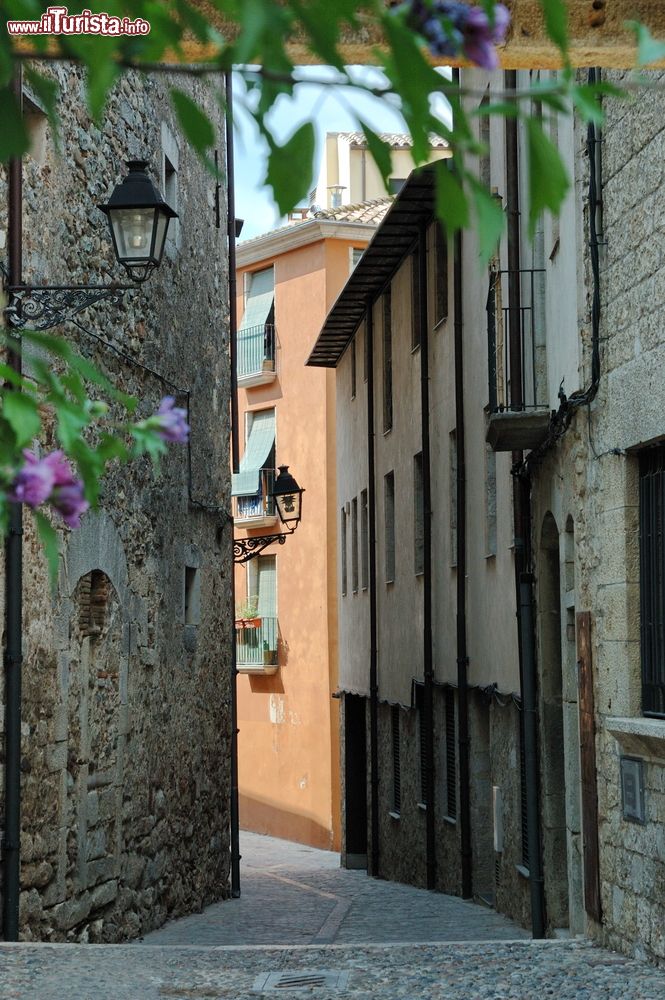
(233, 66, 451, 241)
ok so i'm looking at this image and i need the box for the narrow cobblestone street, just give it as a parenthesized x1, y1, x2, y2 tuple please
(1, 833, 665, 998)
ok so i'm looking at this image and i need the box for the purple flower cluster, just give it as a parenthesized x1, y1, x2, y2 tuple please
(402, 1, 510, 70)
(153, 396, 190, 444)
(8, 449, 89, 528)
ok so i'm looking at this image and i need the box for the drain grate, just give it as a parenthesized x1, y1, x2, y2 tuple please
(252, 970, 350, 993)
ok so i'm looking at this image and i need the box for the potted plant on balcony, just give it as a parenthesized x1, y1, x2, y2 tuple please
(235, 596, 261, 629)
(263, 638, 278, 667)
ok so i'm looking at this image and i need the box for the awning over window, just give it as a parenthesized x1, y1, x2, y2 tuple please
(240, 267, 274, 332)
(232, 409, 275, 496)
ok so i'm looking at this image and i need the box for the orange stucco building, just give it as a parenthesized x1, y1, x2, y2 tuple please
(233, 199, 390, 850)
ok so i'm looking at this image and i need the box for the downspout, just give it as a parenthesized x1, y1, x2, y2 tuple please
(451, 66, 472, 901)
(419, 225, 436, 890)
(3, 65, 23, 942)
(225, 69, 241, 899)
(505, 69, 545, 938)
(366, 302, 380, 878)
(453, 221, 472, 901)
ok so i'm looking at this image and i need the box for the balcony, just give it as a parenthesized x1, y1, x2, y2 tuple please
(233, 467, 278, 529)
(486, 268, 550, 453)
(235, 615, 279, 674)
(237, 323, 276, 389)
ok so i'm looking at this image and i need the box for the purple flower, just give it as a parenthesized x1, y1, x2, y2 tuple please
(399, 1, 510, 69)
(154, 396, 190, 444)
(51, 481, 89, 529)
(8, 449, 71, 508)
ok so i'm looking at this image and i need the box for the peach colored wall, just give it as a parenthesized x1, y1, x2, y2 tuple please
(235, 235, 368, 851)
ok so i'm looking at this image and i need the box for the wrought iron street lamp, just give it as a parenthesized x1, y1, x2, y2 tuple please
(233, 465, 304, 564)
(99, 160, 178, 283)
(2, 159, 177, 329)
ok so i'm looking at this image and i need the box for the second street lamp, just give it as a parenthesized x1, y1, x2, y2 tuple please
(233, 465, 304, 564)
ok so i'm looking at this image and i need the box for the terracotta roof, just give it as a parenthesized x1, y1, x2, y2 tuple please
(336, 131, 449, 150)
(311, 197, 393, 224)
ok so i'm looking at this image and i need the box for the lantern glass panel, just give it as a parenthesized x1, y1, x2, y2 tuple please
(110, 207, 157, 263)
(275, 490, 301, 525)
(152, 210, 170, 263)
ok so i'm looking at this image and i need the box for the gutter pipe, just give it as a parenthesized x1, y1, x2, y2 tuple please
(366, 303, 380, 878)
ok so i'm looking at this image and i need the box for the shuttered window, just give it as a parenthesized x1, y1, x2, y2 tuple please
(384, 471, 395, 584)
(445, 689, 457, 821)
(351, 497, 359, 594)
(639, 447, 665, 717)
(415, 685, 427, 807)
(247, 555, 277, 618)
(383, 289, 393, 433)
(414, 452, 424, 575)
(341, 507, 347, 598)
(435, 223, 448, 325)
(519, 712, 529, 869)
(360, 489, 369, 591)
(411, 251, 421, 350)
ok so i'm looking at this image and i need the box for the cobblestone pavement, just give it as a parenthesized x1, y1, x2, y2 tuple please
(1, 832, 664, 998)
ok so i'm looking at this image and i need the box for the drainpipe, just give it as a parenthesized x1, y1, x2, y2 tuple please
(225, 69, 241, 899)
(419, 225, 436, 890)
(366, 302, 380, 878)
(453, 220, 472, 901)
(3, 65, 23, 942)
(505, 69, 545, 938)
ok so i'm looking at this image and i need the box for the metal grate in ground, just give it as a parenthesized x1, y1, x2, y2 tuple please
(252, 969, 350, 992)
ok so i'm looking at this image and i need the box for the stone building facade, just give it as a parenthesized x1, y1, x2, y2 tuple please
(310, 69, 665, 966)
(0, 63, 232, 941)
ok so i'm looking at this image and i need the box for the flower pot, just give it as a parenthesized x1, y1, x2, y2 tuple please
(235, 616, 261, 630)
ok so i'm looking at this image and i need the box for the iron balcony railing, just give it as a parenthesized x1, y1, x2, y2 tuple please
(235, 615, 279, 667)
(237, 323, 276, 379)
(486, 268, 546, 413)
(233, 467, 277, 521)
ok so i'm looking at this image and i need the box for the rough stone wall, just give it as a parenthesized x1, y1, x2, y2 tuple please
(0, 63, 232, 941)
(530, 71, 665, 963)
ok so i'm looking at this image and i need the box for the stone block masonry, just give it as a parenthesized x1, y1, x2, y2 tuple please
(0, 63, 232, 941)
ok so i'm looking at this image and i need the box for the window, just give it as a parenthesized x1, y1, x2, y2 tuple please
(639, 447, 665, 716)
(351, 336, 356, 400)
(184, 565, 200, 626)
(384, 472, 395, 584)
(414, 452, 424, 575)
(450, 430, 458, 565)
(415, 685, 428, 807)
(389, 177, 406, 195)
(161, 122, 180, 252)
(237, 267, 275, 380)
(350, 247, 364, 271)
(78, 570, 110, 637)
(232, 409, 276, 513)
(341, 507, 348, 597)
(383, 289, 393, 433)
(445, 689, 457, 821)
(434, 223, 448, 325)
(360, 489, 369, 591)
(485, 441, 497, 557)
(479, 90, 490, 189)
(411, 250, 421, 351)
(519, 712, 529, 868)
(351, 497, 359, 594)
(391, 705, 401, 814)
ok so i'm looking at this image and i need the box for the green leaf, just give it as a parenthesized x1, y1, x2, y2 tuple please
(571, 85, 605, 126)
(357, 120, 393, 191)
(539, 0, 569, 57)
(170, 88, 215, 157)
(435, 160, 469, 235)
(468, 175, 505, 264)
(626, 21, 665, 67)
(0, 364, 33, 391)
(54, 399, 89, 451)
(264, 122, 315, 215)
(470, 102, 519, 120)
(24, 68, 60, 148)
(0, 86, 30, 161)
(34, 510, 60, 590)
(526, 118, 569, 239)
(2, 391, 41, 447)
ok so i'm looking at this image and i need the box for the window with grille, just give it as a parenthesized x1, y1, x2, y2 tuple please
(445, 689, 457, 820)
(383, 288, 393, 433)
(519, 711, 529, 869)
(391, 705, 401, 814)
(360, 489, 369, 591)
(450, 430, 458, 565)
(639, 447, 665, 717)
(351, 336, 356, 400)
(351, 497, 359, 594)
(384, 471, 395, 584)
(434, 223, 448, 325)
(78, 570, 110, 637)
(485, 441, 497, 557)
(411, 251, 421, 350)
(414, 452, 424, 575)
(341, 507, 347, 597)
(415, 685, 427, 807)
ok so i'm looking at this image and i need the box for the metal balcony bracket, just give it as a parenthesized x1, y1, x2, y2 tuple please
(2, 274, 132, 331)
(233, 531, 288, 564)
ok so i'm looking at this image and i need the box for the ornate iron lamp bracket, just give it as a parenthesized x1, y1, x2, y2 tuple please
(2, 277, 132, 331)
(233, 531, 289, 564)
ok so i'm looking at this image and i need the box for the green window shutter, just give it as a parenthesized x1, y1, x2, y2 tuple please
(238, 267, 274, 378)
(231, 409, 275, 496)
(257, 556, 277, 617)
